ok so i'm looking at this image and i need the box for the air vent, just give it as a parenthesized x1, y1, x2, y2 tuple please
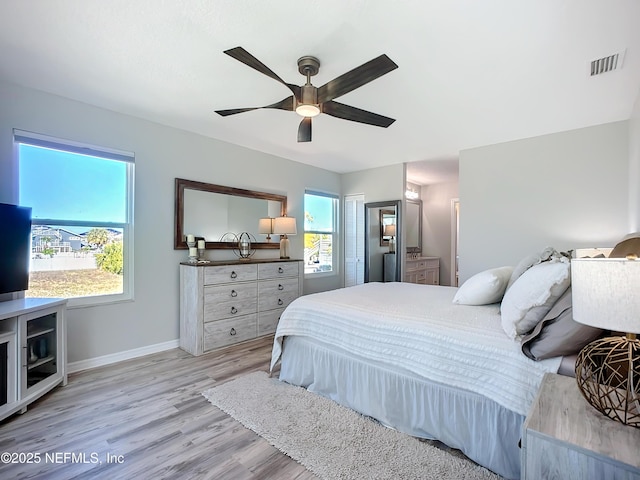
(590, 51, 625, 76)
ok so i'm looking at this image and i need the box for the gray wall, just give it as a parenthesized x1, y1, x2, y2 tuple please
(458, 121, 630, 282)
(342, 164, 404, 281)
(421, 181, 459, 286)
(0, 81, 342, 364)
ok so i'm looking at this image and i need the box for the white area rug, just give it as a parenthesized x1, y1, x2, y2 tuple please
(202, 371, 501, 480)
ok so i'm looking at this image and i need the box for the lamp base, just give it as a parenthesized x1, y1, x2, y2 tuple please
(575, 334, 640, 428)
(279, 236, 290, 259)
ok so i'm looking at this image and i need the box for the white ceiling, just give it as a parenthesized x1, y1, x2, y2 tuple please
(0, 1, 638, 184)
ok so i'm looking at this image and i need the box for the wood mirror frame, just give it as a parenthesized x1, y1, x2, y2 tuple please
(174, 178, 286, 250)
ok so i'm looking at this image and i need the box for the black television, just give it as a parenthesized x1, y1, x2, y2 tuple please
(0, 203, 32, 295)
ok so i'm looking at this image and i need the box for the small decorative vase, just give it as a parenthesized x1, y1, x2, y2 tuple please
(29, 343, 38, 364)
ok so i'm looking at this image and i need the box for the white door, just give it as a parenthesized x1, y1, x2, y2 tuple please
(344, 194, 365, 286)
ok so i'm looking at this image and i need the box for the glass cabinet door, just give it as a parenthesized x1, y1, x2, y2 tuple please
(19, 307, 62, 396)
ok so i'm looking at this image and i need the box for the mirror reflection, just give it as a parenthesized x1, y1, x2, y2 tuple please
(365, 200, 402, 283)
(183, 189, 281, 242)
(174, 178, 286, 249)
(405, 199, 422, 253)
(379, 209, 396, 246)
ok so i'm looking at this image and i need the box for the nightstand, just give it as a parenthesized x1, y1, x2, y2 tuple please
(522, 373, 640, 480)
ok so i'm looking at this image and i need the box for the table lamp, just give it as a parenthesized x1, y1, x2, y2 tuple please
(258, 217, 274, 242)
(571, 256, 640, 427)
(384, 224, 396, 253)
(273, 216, 297, 259)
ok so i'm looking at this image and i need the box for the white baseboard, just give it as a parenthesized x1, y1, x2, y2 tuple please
(67, 339, 180, 374)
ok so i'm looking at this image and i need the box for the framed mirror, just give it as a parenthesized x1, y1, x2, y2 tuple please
(174, 178, 286, 249)
(364, 200, 402, 283)
(405, 199, 422, 254)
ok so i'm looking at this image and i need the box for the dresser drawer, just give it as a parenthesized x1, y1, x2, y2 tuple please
(258, 278, 299, 311)
(258, 308, 284, 336)
(204, 283, 257, 320)
(258, 261, 299, 279)
(203, 314, 257, 351)
(204, 264, 257, 285)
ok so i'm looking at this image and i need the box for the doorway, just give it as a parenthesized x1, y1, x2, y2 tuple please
(364, 200, 402, 283)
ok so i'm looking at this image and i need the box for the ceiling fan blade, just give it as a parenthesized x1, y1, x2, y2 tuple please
(322, 101, 395, 128)
(215, 107, 259, 117)
(216, 96, 295, 117)
(298, 117, 312, 142)
(317, 54, 398, 104)
(224, 47, 300, 100)
(266, 96, 295, 111)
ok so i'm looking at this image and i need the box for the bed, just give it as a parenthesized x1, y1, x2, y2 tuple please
(270, 278, 582, 480)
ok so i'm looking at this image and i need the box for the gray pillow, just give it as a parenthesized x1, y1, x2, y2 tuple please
(521, 288, 604, 361)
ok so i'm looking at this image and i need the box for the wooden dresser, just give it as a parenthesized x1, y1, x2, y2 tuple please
(404, 257, 440, 285)
(180, 259, 303, 356)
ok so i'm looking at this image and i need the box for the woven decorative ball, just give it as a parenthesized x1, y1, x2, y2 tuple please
(575, 335, 640, 428)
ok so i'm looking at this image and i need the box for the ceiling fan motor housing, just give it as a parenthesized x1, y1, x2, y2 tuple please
(300, 84, 318, 106)
(297, 56, 320, 77)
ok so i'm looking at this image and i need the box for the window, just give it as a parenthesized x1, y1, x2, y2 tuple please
(16, 130, 134, 306)
(304, 191, 338, 275)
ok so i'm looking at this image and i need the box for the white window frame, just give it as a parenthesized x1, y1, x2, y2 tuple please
(304, 190, 339, 277)
(15, 129, 134, 308)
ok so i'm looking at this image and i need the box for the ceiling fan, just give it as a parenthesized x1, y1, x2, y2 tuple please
(215, 47, 398, 142)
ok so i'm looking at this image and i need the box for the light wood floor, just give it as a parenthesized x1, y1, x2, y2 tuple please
(0, 336, 316, 480)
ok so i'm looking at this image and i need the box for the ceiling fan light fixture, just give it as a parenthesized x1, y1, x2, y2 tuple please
(295, 104, 321, 117)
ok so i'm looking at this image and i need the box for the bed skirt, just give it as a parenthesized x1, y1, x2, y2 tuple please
(278, 335, 522, 480)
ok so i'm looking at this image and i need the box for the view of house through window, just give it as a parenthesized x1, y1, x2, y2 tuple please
(304, 191, 338, 275)
(16, 131, 134, 303)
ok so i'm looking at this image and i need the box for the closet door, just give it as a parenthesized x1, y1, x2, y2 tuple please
(344, 194, 365, 287)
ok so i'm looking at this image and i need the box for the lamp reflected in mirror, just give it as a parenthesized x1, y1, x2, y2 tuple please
(383, 224, 396, 253)
(258, 217, 274, 242)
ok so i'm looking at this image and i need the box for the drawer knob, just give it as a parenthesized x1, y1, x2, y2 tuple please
(278, 267, 284, 273)
(278, 284, 284, 291)
(278, 299, 283, 306)
(230, 289, 237, 297)
(229, 328, 236, 336)
(230, 271, 237, 279)
(231, 306, 237, 314)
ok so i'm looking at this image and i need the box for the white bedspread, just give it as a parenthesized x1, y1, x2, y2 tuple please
(271, 282, 562, 416)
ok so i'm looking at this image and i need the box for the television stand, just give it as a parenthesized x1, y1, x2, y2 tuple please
(0, 298, 67, 422)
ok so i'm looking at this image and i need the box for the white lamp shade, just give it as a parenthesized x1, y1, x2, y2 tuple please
(384, 224, 396, 237)
(273, 216, 297, 235)
(571, 258, 640, 333)
(258, 217, 273, 234)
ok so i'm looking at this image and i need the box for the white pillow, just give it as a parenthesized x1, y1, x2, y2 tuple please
(500, 259, 571, 339)
(453, 266, 514, 305)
